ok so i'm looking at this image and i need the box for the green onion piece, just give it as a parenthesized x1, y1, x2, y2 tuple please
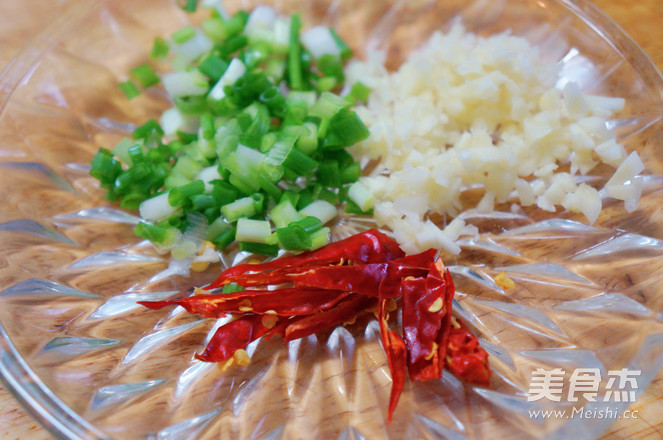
(276, 224, 311, 251)
(312, 184, 340, 205)
(191, 194, 215, 211)
(172, 26, 196, 44)
(283, 99, 308, 125)
(135, 222, 179, 246)
(287, 14, 303, 90)
(317, 160, 341, 188)
(264, 57, 286, 83)
(309, 92, 351, 120)
(299, 199, 337, 224)
(206, 216, 230, 240)
(221, 196, 257, 222)
(269, 199, 301, 229)
(168, 180, 205, 207)
(211, 227, 235, 250)
(259, 86, 286, 117)
(290, 216, 323, 233)
(90, 149, 122, 184)
(260, 132, 277, 153)
(309, 226, 331, 250)
(257, 173, 282, 200)
(283, 148, 319, 176)
(180, 0, 197, 12)
(236, 218, 272, 243)
(340, 161, 361, 184)
(118, 80, 140, 100)
(132, 119, 164, 141)
(218, 34, 249, 58)
(150, 37, 170, 59)
(222, 282, 245, 294)
(318, 55, 345, 83)
(239, 241, 279, 256)
(326, 109, 370, 147)
(200, 114, 215, 140)
(280, 190, 300, 208)
(198, 55, 228, 82)
(251, 192, 265, 213)
(112, 138, 135, 166)
(211, 180, 238, 206)
(316, 76, 337, 93)
(228, 174, 258, 195)
(344, 200, 374, 216)
(329, 28, 353, 61)
(347, 181, 374, 212)
(174, 96, 208, 115)
(130, 64, 160, 88)
(348, 81, 370, 104)
(295, 122, 318, 154)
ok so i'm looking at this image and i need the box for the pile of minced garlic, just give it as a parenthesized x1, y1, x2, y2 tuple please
(345, 24, 644, 255)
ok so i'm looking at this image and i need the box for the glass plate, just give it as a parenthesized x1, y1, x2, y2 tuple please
(1, 0, 663, 439)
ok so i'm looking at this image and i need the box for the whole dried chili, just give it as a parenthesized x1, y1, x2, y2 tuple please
(139, 287, 349, 317)
(207, 228, 404, 288)
(289, 249, 437, 297)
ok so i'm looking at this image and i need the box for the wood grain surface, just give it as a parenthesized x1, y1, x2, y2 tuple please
(0, 0, 662, 439)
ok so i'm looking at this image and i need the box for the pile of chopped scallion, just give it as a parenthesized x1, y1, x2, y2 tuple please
(90, 2, 375, 272)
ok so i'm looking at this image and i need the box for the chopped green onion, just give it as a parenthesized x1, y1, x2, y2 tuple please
(348, 81, 371, 104)
(211, 227, 235, 250)
(130, 64, 160, 88)
(239, 241, 279, 256)
(168, 180, 205, 206)
(348, 180, 374, 212)
(118, 80, 140, 99)
(309, 92, 351, 120)
(291, 216, 323, 233)
(299, 199, 337, 225)
(180, 0, 198, 12)
(268, 199, 301, 229)
(309, 226, 331, 250)
(150, 37, 170, 59)
(235, 218, 272, 242)
(172, 26, 197, 44)
(287, 14, 303, 90)
(221, 196, 257, 222)
(283, 148, 319, 176)
(276, 224, 311, 250)
(198, 55, 228, 82)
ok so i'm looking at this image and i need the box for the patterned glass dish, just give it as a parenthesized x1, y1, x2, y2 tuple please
(1, 0, 663, 439)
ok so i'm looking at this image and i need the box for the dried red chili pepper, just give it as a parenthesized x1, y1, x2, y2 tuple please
(195, 314, 275, 362)
(138, 288, 350, 317)
(446, 317, 491, 387)
(377, 292, 407, 423)
(289, 249, 436, 297)
(283, 295, 376, 342)
(207, 229, 404, 288)
(401, 260, 454, 381)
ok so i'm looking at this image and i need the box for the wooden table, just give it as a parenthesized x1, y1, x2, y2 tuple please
(0, 1, 662, 439)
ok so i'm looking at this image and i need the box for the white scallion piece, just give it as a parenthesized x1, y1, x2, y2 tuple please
(208, 58, 246, 101)
(139, 192, 179, 222)
(162, 70, 209, 98)
(299, 200, 338, 225)
(301, 26, 341, 59)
